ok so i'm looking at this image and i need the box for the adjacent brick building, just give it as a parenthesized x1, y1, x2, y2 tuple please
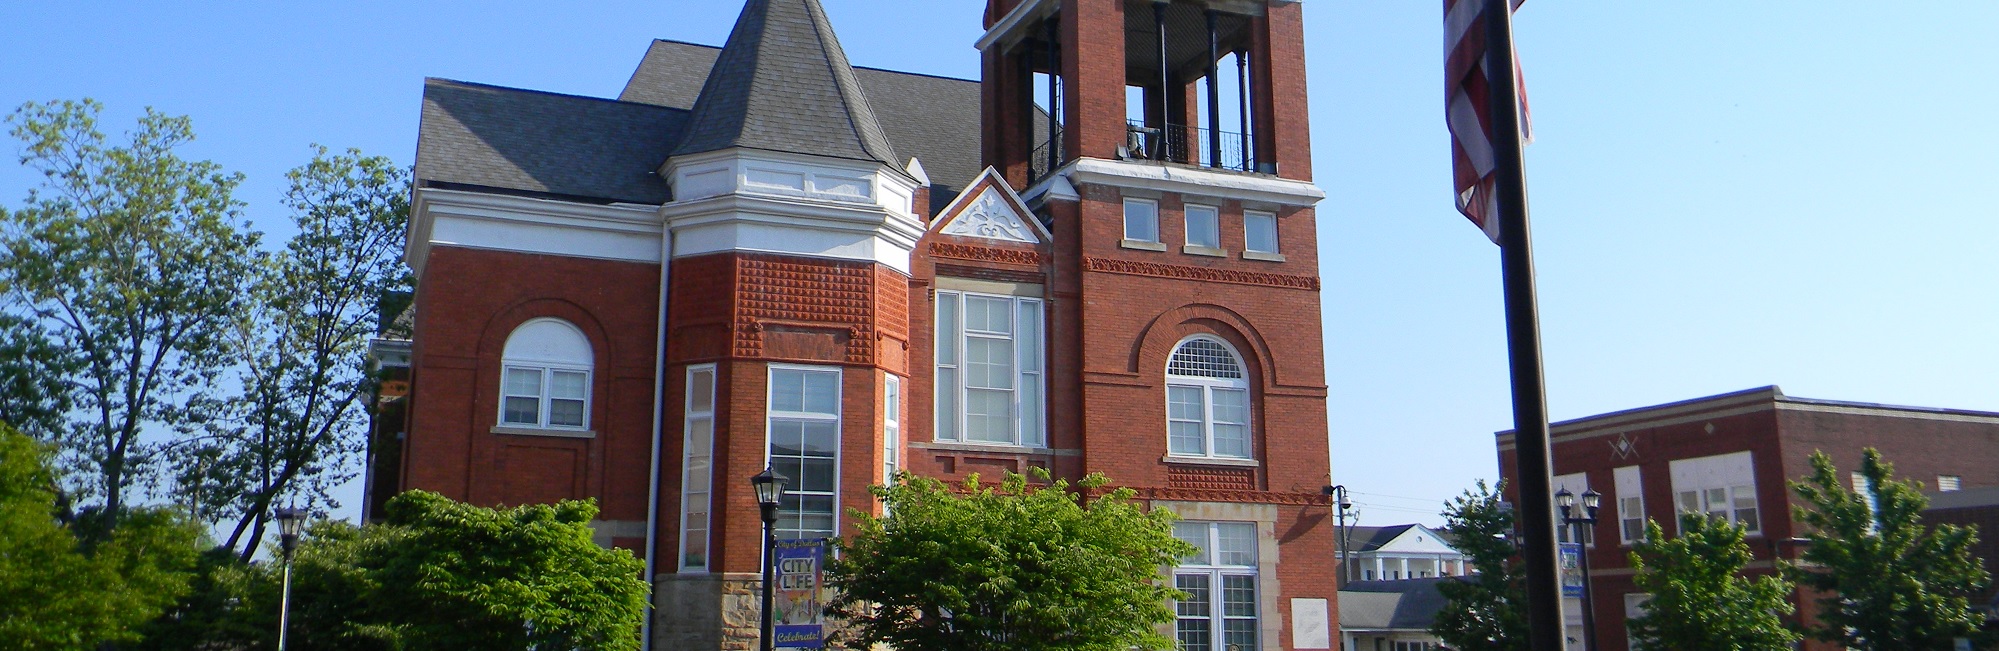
(1496, 386, 1999, 651)
(377, 0, 1340, 648)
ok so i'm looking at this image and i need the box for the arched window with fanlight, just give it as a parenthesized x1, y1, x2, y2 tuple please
(1165, 336, 1251, 459)
(498, 318, 593, 432)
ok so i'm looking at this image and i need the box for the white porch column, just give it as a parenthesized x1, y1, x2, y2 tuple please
(1399, 557, 1409, 579)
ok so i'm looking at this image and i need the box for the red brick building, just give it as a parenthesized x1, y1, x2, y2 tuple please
(379, 0, 1339, 648)
(1496, 386, 1999, 651)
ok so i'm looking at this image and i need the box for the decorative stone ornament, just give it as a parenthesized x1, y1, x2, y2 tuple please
(940, 186, 1035, 243)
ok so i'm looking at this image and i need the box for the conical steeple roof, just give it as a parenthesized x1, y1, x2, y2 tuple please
(670, 0, 901, 171)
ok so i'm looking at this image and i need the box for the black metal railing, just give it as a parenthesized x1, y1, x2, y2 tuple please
(1028, 127, 1063, 185)
(1126, 119, 1255, 173)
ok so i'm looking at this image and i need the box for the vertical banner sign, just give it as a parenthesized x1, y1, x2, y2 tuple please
(773, 538, 827, 648)
(1558, 542, 1583, 599)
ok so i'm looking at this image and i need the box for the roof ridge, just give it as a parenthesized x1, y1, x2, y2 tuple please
(426, 77, 690, 111)
(649, 36, 978, 84)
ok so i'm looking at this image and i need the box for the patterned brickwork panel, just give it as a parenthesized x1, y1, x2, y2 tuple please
(1167, 464, 1257, 491)
(735, 256, 876, 363)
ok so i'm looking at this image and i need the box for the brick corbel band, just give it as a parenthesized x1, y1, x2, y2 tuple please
(1082, 256, 1320, 291)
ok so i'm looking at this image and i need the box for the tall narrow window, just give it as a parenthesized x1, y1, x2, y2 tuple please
(1244, 210, 1278, 254)
(1124, 197, 1160, 243)
(884, 375, 901, 484)
(1173, 521, 1260, 651)
(499, 318, 593, 431)
(1165, 337, 1251, 459)
(935, 291, 1045, 447)
(1185, 204, 1220, 249)
(1614, 465, 1645, 544)
(679, 365, 717, 570)
(768, 366, 841, 540)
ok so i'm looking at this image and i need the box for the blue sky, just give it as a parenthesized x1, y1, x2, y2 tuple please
(3, 1, 1993, 527)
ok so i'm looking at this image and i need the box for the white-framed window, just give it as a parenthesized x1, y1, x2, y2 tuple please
(1173, 521, 1259, 651)
(935, 291, 1045, 447)
(1939, 475, 1962, 492)
(1165, 337, 1251, 459)
(498, 318, 593, 431)
(768, 365, 841, 540)
(1624, 592, 1652, 651)
(1669, 451, 1760, 535)
(1244, 210, 1278, 254)
(1124, 197, 1160, 243)
(1184, 203, 1220, 249)
(884, 374, 901, 485)
(1614, 465, 1645, 544)
(679, 365, 717, 571)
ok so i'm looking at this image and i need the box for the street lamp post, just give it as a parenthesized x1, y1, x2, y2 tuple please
(750, 468, 788, 651)
(273, 506, 306, 651)
(1555, 488, 1602, 651)
(1323, 485, 1354, 586)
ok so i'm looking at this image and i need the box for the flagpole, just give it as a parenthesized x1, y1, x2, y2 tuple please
(1484, 0, 1565, 649)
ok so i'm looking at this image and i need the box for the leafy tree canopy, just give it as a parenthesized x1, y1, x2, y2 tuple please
(1626, 513, 1798, 651)
(0, 425, 203, 650)
(1788, 448, 1989, 651)
(1431, 479, 1529, 651)
(826, 470, 1193, 651)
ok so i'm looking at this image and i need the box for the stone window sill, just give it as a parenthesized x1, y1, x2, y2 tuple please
(492, 425, 596, 439)
(1161, 454, 1261, 468)
(1242, 251, 1286, 262)
(1182, 245, 1227, 257)
(914, 440, 1080, 457)
(1120, 239, 1167, 252)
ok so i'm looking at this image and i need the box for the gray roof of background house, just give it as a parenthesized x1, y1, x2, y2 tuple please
(1339, 578, 1454, 631)
(668, 0, 900, 173)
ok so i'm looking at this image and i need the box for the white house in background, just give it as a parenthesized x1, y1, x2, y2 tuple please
(1343, 524, 1471, 582)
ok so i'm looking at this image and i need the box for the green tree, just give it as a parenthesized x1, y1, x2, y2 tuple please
(1430, 479, 1528, 651)
(1788, 448, 1989, 650)
(0, 99, 258, 523)
(826, 471, 1193, 651)
(1625, 513, 1798, 651)
(0, 425, 203, 650)
(0, 313, 76, 442)
(173, 147, 411, 559)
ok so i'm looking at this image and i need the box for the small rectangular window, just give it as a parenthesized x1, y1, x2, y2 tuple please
(1244, 210, 1278, 253)
(1939, 475, 1962, 492)
(1123, 198, 1159, 243)
(502, 367, 542, 425)
(1185, 204, 1219, 249)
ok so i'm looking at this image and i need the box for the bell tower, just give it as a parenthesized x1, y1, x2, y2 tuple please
(968, 2, 1340, 650)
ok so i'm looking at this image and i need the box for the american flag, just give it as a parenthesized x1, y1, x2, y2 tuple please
(1446, 0, 1530, 244)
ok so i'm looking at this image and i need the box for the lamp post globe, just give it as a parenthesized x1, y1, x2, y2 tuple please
(1581, 488, 1602, 520)
(750, 467, 789, 651)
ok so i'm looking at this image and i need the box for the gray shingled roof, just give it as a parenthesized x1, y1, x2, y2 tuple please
(416, 79, 685, 204)
(669, 0, 900, 172)
(1340, 578, 1454, 631)
(620, 39, 985, 211)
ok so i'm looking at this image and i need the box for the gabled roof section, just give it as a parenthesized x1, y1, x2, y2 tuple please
(928, 167, 1051, 244)
(669, 0, 901, 173)
(417, 78, 685, 205)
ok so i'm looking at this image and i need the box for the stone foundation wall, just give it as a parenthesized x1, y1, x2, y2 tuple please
(653, 573, 763, 651)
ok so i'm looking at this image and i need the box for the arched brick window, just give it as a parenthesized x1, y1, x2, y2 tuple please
(1165, 336, 1251, 459)
(499, 318, 593, 431)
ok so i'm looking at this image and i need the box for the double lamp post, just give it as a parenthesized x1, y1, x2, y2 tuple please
(750, 467, 789, 651)
(1554, 487, 1601, 651)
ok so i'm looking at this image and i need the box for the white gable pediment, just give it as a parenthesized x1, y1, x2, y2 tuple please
(930, 166, 1051, 245)
(1375, 525, 1461, 554)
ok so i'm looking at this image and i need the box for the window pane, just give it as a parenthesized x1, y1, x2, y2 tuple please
(772, 369, 805, 412)
(1019, 377, 1043, 447)
(549, 370, 587, 400)
(1125, 199, 1159, 242)
(503, 396, 540, 425)
(1677, 491, 1699, 514)
(936, 368, 958, 440)
(504, 367, 542, 396)
(803, 371, 839, 415)
(1212, 424, 1249, 458)
(1216, 523, 1256, 566)
(1169, 386, 1205, 420)
(800, 458, 837, 492)
(1186, 205, 1219, 248)
(548, 398, 585, 427)
(1223, 619, 1256, 651)
(967, 339, 1014, 389)
(966, 296, 1013, 335)
(689, 369, 715, 413)
(1222, 574, 1257, 617)
(688, 419, 713, 456)
(937, 293, 959, 366)
(1176, 574, 1211, 616)
(770, 420, 804, 457)
(1174, 522, 1211, 565)
(965, 389, 1013, 443)
(1245, 211, 1278, 253)
(1211, 388, 1248, 424)
(1170, 422, 1205, 455)
(800, 421, 838, 455)
(1017, 300, 1042, 372)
